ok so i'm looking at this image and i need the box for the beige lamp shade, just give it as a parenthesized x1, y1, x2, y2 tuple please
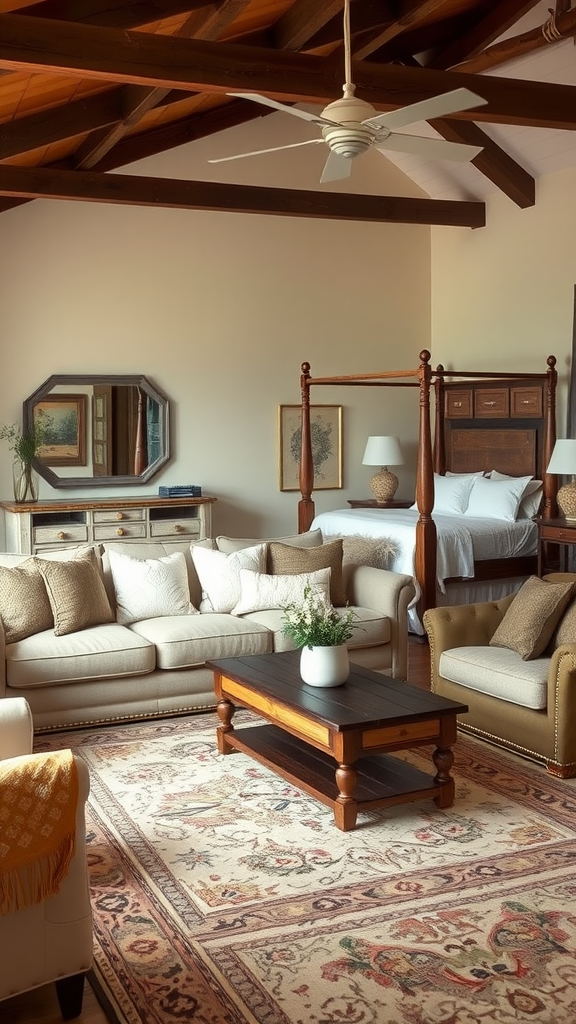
(362, 436, 404, 504)
(547, 439, 576, 521)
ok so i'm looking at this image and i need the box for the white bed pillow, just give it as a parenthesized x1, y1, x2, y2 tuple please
(445, 471, 485, 477)
(410, 473, 476, 515)
(191, 542, 266, 613)
(464, 474, 533, 522)
(489, 470, 543, 519)
(232, 567, 331, 616)
(109, 548, 196, 625)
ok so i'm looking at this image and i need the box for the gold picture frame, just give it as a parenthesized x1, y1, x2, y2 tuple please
(33, 394, 87, 467)
(279, 404, 343, 491)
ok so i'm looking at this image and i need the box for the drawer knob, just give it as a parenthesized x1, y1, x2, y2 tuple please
(174, 524, 184, 533)
(453, 401, 462, 408)
(116, 527, 125, 536)
(522, 399, 531, 405)
(57, 531, 67, 540)
(483, 400, 496, 407)
(116, 512, 124, 520)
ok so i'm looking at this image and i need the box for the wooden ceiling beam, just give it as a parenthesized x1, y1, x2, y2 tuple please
(0, 164, 485, 227)
(430, 117, 535, 207)
(449, 6, 576, 74)
(1, 15, 576, 129)
(273, 0, 344, 52)
(351, 1, 453, 60)
(11, 0, 211, 30)
(428, 0, 542, 70)
(0, 90, 124, 158)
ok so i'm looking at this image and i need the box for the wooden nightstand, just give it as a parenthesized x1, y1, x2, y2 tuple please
(347, 499, 413, 509)
(535, 517, 576, 575)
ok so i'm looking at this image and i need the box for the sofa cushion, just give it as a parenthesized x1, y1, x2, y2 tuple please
(215, 529, 322, 554)
(489, 575, 574, 660)
(6, 623, 155, 688)
(268, 539, 347, 607)
(439, 646, 550, 710)
(232, 567, 331, 616)
(36, 547, 114, 636)
(191, 542, 266, 613)
(0, 558, 54, 642)
(108, 548, 196, 624)
(552, 597, 576, 648)
(241, 605, 391, 653)
(128, 613, 272, 669)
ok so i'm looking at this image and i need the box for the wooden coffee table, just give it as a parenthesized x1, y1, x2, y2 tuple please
(207, 650, 468, 831)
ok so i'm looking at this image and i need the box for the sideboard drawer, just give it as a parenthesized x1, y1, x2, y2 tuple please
(93, 508, 146, 524)
(34, 525, 89, 545)
(445, 390, 472, 417)
(474, 389, 509, 417)
(510, 387, 543, 418)
(94, 523, 147, 540)
(150, 519, 201, 539)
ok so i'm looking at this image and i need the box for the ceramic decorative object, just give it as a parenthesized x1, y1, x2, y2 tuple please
(13, 459, 39, 503)
(300, 644, 350, 687)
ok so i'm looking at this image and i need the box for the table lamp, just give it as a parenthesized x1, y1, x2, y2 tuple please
(362, 435, 404, 504)
(547, 438, 576, 520)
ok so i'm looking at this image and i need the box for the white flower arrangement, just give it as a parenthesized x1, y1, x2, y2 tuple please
(282, 583, 357, 649)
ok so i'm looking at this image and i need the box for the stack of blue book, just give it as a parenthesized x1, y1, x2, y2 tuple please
(158, 485, 202, 498)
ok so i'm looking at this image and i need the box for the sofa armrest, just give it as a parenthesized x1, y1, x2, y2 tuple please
(0, 615, 6, 698)
(0, 696, 34, 759)
(424, 595, 515, 691)
(343, 564, 415, 679)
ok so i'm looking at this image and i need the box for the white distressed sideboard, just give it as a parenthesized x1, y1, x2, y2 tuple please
(0, 495, 216, 555)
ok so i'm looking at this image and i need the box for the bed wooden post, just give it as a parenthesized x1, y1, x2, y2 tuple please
(415, 350, 437, 618)
(542, 354, 558, 520)
(298, 362, 315, 532)
(433, 365, 445, 474)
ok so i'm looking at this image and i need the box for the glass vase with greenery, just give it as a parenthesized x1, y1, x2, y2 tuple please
(0, 414, 50, 502)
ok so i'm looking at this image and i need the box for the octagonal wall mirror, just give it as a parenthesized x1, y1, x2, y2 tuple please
(23, 375, 170, 488)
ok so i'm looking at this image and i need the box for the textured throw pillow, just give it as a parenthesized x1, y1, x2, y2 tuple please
(267, 539, 347, 606)
(36, 547, 114, 636)
(216, 530, 322, 554)
(108, 548, 196, 625)
(232, 567, 331, 616)
(190, 542, 266, 613)
(465, 474, 533, 522)
(552, 598, 576, 648)
(0, 558, 54, 643)
(489, 575, 575, 660)
(339, 535, 397, 570)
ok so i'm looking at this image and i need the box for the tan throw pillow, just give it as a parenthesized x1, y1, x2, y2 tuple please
(36, 547, 114, 636)
(489, 576, 575, 661)
(0, 559, 53, 643)
(552, 599, 576, 648)
(267, 539, 347, 607)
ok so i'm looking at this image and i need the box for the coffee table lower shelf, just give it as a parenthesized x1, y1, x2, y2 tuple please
(222, 723, 448, 828)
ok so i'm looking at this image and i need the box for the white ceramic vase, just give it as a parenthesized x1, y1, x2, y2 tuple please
(299, 644, 350, 687)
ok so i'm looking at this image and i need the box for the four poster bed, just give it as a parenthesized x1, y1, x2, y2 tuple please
(297, 351, 558, 632)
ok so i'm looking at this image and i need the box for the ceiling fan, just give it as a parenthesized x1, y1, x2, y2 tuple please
(208, 0, 488, 183)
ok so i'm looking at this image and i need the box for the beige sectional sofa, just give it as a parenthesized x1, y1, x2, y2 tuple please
(0, 531, 416, 732)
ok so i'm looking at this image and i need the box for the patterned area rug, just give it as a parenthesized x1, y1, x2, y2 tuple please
(37, 712, 576, 1024)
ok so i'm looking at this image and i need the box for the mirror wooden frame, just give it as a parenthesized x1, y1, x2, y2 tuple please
(23, 374, 170, 488)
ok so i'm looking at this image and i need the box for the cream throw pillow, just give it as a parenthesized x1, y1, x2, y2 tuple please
(489, 576, 574, 660)
(109, 548, 196, 625)
(36, 547, 114, 636)
(232, 567, 331, 616)
(191, 543, 266, 613)
(0, 558, 53, 643)
(267, 539, 347, 606)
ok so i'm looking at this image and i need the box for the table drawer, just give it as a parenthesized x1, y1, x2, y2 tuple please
(474, 389, 509, 417)
(445, 390, 472, 418)
(511, 386, 543, 418)
(93, 508, 146, 523)
(150, 519, 201, 539)
(33, 525, 89, 545)
(540, 525, 576, 543)
(94, 523, 147, 540)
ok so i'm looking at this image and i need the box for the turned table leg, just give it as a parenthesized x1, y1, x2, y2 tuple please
(216, 698, 236, 754)
(432, 745, 455, 808)
(334, 763, 359, 831)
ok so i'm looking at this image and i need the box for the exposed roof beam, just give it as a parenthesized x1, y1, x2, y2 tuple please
(273, 0, 343, 51)
(0, 164, 485, 227)
(428, 1, 542, 70)
(1, 15, 576, 129)
(0, 90, 124, 158)
(450, 5, 576, 74)
(12, 0, 211, 30)
(430, 117, 535, 207)
(352, 1, 452, 60)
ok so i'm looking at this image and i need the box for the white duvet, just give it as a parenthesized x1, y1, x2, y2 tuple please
(310, 508, 538, 592)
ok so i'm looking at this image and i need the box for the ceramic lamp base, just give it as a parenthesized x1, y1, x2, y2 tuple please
(369, 468, 398, 504)
(558, 481, 576, 521)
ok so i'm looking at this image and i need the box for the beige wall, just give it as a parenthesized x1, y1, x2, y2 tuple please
(0, 118, 432, 545)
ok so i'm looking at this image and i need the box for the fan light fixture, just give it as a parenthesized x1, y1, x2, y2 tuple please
(547, 439, 576, 521)
(362, 436, 404, 504)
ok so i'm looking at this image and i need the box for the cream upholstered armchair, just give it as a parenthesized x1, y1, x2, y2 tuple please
(0, 697, 93, 1019)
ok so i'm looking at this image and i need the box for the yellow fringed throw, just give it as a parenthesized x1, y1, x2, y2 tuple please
(0, 749, 78, 914)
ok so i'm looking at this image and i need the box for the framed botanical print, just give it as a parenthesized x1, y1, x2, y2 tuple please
(278, 404, 343, 491)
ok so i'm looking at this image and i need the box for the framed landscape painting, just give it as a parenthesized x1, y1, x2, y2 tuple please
(278, 404, 342, 491)
(34, 394, 87, 466)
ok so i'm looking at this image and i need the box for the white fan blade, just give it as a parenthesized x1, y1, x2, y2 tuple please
(227, 92, 336, 126)
(209, 139, 324, 164)
(363, 88, 487, 132)
(320, 150, 352, 184)
(375, 133, 482, 162)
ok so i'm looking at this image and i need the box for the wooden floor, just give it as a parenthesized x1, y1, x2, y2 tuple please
(0, 639, 431, 1024)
